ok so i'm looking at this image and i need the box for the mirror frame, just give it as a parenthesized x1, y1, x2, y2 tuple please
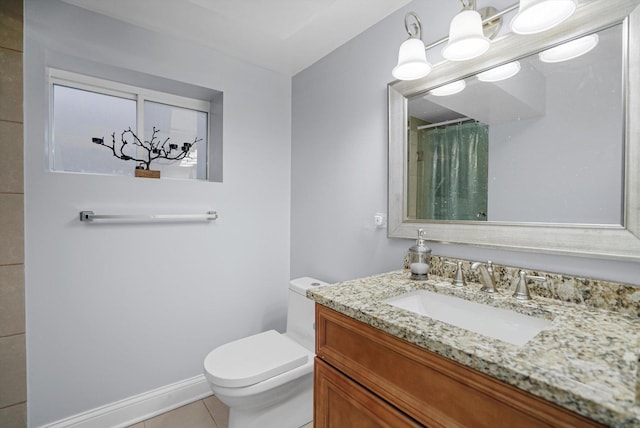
(388, 0, 640, 261)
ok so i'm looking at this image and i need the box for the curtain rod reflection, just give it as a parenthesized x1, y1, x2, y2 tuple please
(417, 117, 475, 131)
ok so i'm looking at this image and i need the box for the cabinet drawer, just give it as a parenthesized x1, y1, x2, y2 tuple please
(315, 358, 422, 427)
(315, 305, 603, 428)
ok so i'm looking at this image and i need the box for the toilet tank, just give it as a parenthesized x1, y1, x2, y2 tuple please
(286, 277, 329, 352)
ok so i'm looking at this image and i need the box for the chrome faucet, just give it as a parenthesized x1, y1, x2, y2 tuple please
(513, 270, 546, 300)
(470, 260, 496, 293)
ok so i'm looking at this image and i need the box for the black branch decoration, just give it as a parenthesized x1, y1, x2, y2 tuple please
(91, 127, 202, 171)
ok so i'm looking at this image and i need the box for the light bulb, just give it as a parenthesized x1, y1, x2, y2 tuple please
(442, 10, 490, 61)
(393, 38, 432, 80)
(511, 0, 577, 35)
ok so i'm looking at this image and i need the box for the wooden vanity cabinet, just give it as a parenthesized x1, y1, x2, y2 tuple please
(314, 305, 604, 428)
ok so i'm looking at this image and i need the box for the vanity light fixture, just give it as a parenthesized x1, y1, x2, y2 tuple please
(538, 33, 599, 63)
(392, 3, 508, 80)
(510, 0, 577, 35)
(392, 0, 581, 80)
(477, 61, 521, 82)
(442, 0, 491, 61)
(429, 80, 466, 96)
(392, 12, 432, 81)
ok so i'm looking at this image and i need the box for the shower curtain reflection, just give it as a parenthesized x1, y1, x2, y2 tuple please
(415, 121, 488, 221)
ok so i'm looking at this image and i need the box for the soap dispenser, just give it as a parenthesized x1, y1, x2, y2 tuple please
(409, 228, 432, 280)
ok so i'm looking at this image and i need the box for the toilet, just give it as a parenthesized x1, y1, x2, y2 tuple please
(203, 277, 328, 428)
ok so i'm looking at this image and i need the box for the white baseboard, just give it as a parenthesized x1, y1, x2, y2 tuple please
(38, 375, 212, 428)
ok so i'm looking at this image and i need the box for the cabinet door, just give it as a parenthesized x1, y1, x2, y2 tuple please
(316, 305, 605, 428)
(314, 358, 422, 428)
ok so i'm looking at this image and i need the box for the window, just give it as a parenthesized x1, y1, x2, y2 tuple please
(50, 69, 211, 180)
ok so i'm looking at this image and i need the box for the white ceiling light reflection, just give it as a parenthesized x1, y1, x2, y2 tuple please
(539, 34, 599, 63)
(429, 80, 466, 97)
(477, 61, 521, 82)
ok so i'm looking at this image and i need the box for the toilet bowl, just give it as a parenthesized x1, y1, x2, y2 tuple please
(203, 277, 328, 428)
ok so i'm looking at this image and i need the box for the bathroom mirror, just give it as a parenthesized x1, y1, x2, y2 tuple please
(406, 24, 623, 224)
(388, 0, 640, 260)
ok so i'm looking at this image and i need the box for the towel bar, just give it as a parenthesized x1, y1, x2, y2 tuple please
(79, 211, 218, 222)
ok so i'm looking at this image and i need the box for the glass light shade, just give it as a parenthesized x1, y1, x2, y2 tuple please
(477, 61, 521, 82)
(442, 10, 491, 61)
(539, 34, 599, 63)
(392, 38, 432, 81)
(510, 0, 577, 35)
(430, 80, 466, 97)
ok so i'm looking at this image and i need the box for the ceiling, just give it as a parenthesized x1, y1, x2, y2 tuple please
(60, 0, 413, 76)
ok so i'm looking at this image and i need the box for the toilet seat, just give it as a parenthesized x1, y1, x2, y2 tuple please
(204, 330, 309, 388)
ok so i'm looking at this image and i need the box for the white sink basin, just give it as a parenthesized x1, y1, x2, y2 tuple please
(384, 290, 552, 346)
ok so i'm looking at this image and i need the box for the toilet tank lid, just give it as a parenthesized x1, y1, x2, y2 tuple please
(204, 330, 310, 388)
(289, 277, 329, 295)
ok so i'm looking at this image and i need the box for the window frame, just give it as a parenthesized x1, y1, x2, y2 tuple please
(48, 68, 211, 179)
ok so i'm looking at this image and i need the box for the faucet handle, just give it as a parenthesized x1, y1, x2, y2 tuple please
(444, 261, 466, 287)
(513, 270, 545, 300)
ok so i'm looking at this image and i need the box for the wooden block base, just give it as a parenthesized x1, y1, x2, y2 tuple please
(135, 169, 160, 179)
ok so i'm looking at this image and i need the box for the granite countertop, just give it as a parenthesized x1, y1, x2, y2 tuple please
(308, 270, 640, 427)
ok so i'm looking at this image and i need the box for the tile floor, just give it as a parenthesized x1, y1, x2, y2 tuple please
(128, 395, 313, 428)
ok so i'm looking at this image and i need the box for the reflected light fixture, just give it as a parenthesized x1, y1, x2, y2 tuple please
(430, 80, 466, 96)
(392, 12, 432, 81)
(477, 61, 521, 82)
(510, 0, 577, 35)
(442, 0, 491, 61)
(539, 34, 599, 63)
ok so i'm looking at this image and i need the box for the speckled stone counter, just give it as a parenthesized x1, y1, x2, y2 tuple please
(308, 270, 640, 427)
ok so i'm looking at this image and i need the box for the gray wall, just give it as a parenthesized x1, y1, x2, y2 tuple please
(291, 0, 640, 285)
(25, 1, 291, 426)
(19, 0, 640, 425)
